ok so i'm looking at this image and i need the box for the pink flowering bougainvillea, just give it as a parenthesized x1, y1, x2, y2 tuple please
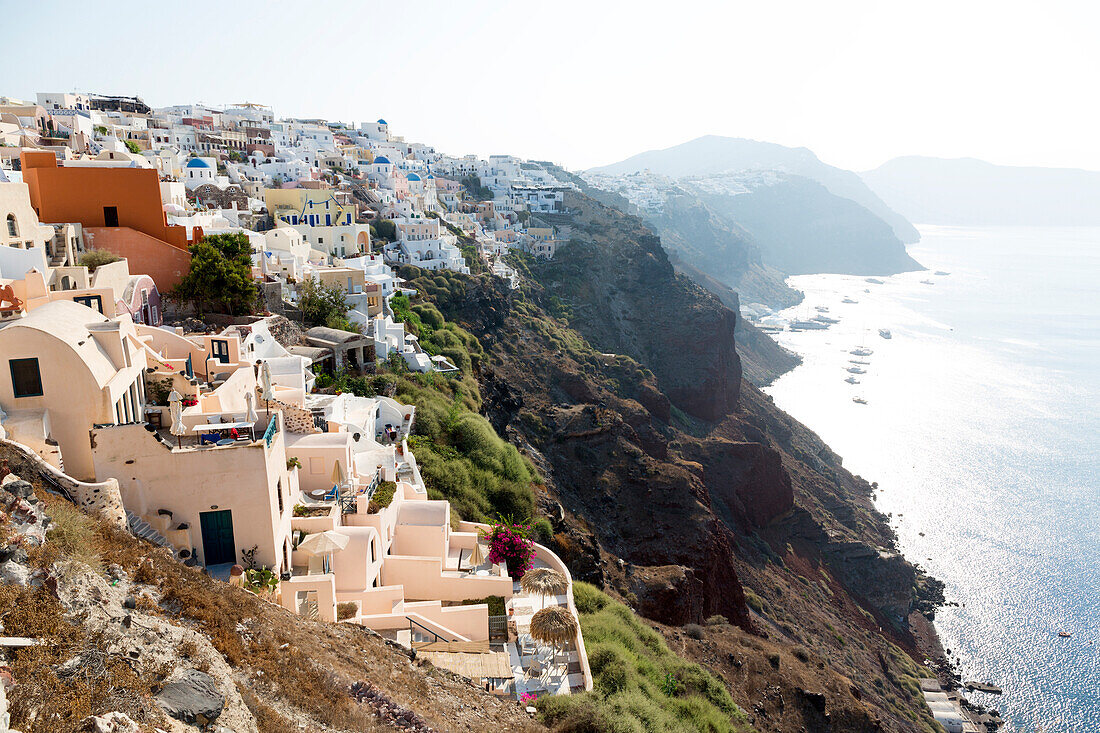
(483, 519, 536, 580)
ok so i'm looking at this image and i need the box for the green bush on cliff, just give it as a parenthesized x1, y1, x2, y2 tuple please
(538, 582, 750, 733)
(372, 278, 536, 522)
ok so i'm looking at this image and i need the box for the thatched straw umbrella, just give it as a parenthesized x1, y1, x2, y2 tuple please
(520, 567, 568, 610)
(529, 605, 577, 673)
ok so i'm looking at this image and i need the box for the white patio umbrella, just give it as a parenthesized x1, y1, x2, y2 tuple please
(297, 530, 350, 574)
(168, 390, 186, 448)
(259, 361, 274, 412)
(297, 530, 351, 555)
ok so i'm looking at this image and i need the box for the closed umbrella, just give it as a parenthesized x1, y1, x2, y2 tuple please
(259, 360, 274, 412)
(168, 390, 186, 448)
(244, 391, 258, 439)
(520, 567, 568, 610)
(469, 541, 487, 569)
(331, 460, 346, 506)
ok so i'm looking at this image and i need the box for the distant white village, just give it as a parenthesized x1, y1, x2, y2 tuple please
(0, 91, 591, 700)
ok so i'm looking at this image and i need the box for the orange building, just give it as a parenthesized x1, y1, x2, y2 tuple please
(21, 150, 195, 290)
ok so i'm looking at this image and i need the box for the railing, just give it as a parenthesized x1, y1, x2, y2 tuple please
(312, 414, 328, 433)
(408, 617, 451, 644)
(488, 615, 508, 643)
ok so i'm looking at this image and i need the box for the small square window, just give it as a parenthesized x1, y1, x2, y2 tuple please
(10, 358, 43, 398)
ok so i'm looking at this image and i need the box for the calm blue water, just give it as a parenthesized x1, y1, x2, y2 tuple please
(764, 226, 1100, 732)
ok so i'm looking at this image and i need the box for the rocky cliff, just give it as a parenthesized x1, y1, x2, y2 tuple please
(408, 189, 942, 731)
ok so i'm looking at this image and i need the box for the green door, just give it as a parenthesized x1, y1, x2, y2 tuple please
(199, 510, 236, 566)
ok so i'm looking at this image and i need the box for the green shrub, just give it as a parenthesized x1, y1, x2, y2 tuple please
(78, 249, 121, 272)
(705, 615, 728, 626)
(533, 518, 554, 544)
(539, 582, 748, 732)
(683, 624, 705, 640)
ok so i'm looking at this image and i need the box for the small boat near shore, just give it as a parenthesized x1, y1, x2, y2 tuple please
(964, 681, 1003, 695)
(1058, 631, 1072, 638)
(847, 366, 866, 374)
(815, 306, 830, 313)
(865, 278, 884, 284)
(921, 279, 935, 285)
(879, 328, 892, 339)
(850, 347, 873, 356)
(814, 315, 840, 324)
(790, 320, 829, 330)
(935, 270, 950, 276)
(842, 297, 858, 304)
(852, 396, 868, 404)
(844, 376, 860, 384)
(849, 359, 870, 365)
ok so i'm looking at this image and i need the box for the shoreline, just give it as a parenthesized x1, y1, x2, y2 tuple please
(755, 281, 1004, 731)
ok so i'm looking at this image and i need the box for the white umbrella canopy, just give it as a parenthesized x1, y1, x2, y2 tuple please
(168, 390, 186, 448)
(297, 530, 350, 556)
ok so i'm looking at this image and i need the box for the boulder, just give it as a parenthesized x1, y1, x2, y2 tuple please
(80, 711, 141, 732)
(155, 669, 225, 725)
(1, 480, 32, 500)
(0, 560, 30, 587)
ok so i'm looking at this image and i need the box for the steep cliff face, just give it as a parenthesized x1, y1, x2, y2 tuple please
(410, 188, 940, 731)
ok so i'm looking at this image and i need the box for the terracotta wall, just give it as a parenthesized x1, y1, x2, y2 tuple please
(21, 150, 190, 250)
(83, 227, 190, 292)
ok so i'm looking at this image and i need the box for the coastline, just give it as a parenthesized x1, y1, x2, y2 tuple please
(752, 265, 1007, 731)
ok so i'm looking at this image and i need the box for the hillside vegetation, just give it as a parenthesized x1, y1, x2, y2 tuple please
(537, 582, 753, 733)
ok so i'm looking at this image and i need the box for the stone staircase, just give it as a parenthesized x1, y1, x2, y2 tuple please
(125, 510, 172, 549)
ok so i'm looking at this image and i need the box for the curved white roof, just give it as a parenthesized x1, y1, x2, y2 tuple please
(2, 300, 120, 389)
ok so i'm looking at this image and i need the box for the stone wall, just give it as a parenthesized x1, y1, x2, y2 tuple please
(187, 184, 249, 211)
(0, 437, 127, 529)
(270, 399, 320, 435)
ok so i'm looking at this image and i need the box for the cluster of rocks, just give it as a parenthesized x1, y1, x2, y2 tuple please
(349, 681, 436, 732)
(0, 469, 50, 588)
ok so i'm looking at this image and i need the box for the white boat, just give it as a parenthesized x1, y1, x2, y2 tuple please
(844, 376, 861, 384)
(866, 278, 884, 284)
(935, 270, 950, 276)
(921, 279, 935, 285)
(756, 324, 785, 333)
(879, 328, 892, 339)
(849, 359, 870, 365)
(815, 306, 830, 313)
(850, 347, 874, 356)
(852, 397, 868, 405)
(790, 320, 829, 330)
(813, 315, 840, 324)
(842, 297, 858, 304)
(847, 366, 866, 374)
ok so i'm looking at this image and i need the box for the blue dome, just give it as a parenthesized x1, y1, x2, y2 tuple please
(374, 156, 391, 165)
(426, 174, 435, 179)
(377, 118, 387, 125)
(406, 173, 421, 182)
(187, 158, 212, 168)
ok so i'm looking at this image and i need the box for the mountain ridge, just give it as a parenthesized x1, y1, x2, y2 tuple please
(862, 155, 1100, 226)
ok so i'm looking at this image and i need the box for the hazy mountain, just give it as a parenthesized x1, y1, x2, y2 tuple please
(862, 156, 1100, 226)
(591, 135, 921, 243)
(683, 173, 922, 276)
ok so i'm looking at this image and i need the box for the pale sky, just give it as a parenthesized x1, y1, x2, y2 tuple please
(2, 0, 1097, 172)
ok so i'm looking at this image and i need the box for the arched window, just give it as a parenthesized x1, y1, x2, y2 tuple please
(6, 214, 17, 238)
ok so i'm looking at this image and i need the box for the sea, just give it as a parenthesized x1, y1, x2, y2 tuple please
(762, 226, 1100, 733)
